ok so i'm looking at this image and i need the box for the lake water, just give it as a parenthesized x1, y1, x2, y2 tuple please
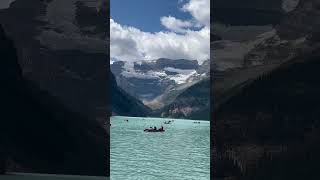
(110, 116, 210, 180)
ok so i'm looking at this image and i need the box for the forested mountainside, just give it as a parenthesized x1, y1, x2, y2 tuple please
(215, 51, 320, 179)
(0, 25, 107, 176)
(110, 71, 151, 117)
(157, 78, 210, 120)
(213, 0, 320, 179)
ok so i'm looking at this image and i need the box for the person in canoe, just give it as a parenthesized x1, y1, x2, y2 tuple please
(144, 126, 164, 132)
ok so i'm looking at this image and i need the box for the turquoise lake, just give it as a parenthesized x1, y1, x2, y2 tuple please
(110, 116, 210, 180)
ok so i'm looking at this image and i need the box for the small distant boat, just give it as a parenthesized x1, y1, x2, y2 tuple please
(144, 128, 165, 132)
(164, 120, 172, 124)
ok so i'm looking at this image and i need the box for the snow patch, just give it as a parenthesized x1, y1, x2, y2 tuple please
(164, 67, 196, 75)
(293, 37, 306, 45)
(121, 71, 160, 79)
(282, 0, 299, 13)
(169, 70, 198, 84)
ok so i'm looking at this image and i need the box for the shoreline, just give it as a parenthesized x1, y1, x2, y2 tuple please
(111, 116, 210, 122)
(0, 172, 108, 180)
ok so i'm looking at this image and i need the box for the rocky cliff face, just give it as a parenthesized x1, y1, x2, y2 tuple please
(158, 78, 210, 120)
(277, 0, 320, 41)
(111, 58, 210, 118)
(0, 24, 107, 176)
(0, 0, 108, 123)
(111, 58, 203, 102)
(213, 0, 320, 109)
(111, 58, 210, 120)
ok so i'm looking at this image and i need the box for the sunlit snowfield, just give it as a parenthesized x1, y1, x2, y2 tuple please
(110, 116, 210, 180)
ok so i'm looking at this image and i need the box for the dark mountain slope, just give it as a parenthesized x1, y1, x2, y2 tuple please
(159, 78, 210, 120)
(213, 0, 284, 25)
(0, 25, 107, 176)
(0, 0, 108, 124)
(215, 51, 320, 179)
(110, 72, 151, 117)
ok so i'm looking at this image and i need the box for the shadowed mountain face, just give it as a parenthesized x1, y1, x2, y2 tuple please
(213, 0, 284, 25)
(212, 0, 320, 108)
(212, 0, 320, 178)
(110, 71, 151, 117)
(215, 52, 320, 179)
(0, 25, 107, 176)
(157, 78, 210, 120)
(0, 0, 108, 124)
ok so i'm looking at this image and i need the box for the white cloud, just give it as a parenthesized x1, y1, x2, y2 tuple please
(182, 0, 210, 26)
(160, 16, 193, 33)
(110, 0, 210, 64)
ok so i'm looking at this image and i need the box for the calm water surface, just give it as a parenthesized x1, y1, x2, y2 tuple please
(110, 116, 210, 180)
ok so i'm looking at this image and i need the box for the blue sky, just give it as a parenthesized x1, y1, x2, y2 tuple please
(110, 0, 210, 63)
(111, 0, 193, 32)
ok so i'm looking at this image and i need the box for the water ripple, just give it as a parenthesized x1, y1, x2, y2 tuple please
(110, 116, 210, 180)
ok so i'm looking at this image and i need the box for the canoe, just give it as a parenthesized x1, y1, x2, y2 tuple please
(144, 129, 165, 132)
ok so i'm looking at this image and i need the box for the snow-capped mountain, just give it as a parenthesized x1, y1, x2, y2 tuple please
(212, 0, 320, 110)
(111, 58, 209, 109)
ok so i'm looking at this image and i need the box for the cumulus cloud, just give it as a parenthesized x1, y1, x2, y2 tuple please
(181, 0, 210, 26)
(110, 0, 210, 64)
(160, 16, 193, 33)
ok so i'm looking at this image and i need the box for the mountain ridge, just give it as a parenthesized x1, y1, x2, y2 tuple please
(0, 24, 107, 176)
